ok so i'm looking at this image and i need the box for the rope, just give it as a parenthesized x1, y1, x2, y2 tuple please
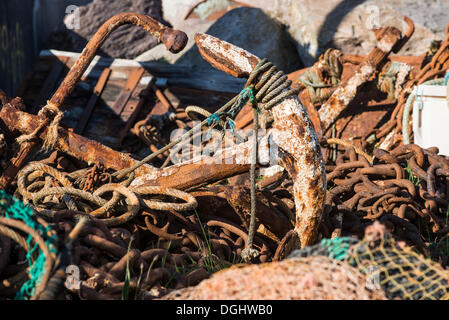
(241, 95, 260, 263)
(16, 102, 63, 152)
(298, 48, 343, 104)
(132, 185, 197, 212)
(0, 224, 29, 252)
(444, 71, 449, 85)
(17, 162, 73, 202)
(16, 163, 198, 227)
(402, 78, 444, 144)
(377, 62, 412, 100)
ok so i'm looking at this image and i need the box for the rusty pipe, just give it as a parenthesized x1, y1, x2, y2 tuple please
(392, 16, 415, 54)
(49, 13, 188, 110)
(194, 33, 326, 247)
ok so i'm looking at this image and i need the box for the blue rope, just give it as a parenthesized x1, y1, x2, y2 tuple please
(206, 86, 258, 132)
(0, 190, 57, 300)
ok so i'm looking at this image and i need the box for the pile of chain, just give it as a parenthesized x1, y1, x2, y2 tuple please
(161, 255, 386, 300)
(322, 140, 449, 261)
(0, 149, 295, 300)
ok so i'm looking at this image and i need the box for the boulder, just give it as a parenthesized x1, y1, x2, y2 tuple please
(60, 0, 165, 59)
(137, 5, 302, 74)
(242, 0, 446, 65)
(154, 0, 447, 66)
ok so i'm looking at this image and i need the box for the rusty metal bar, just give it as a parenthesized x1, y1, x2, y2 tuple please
(111, 68, 145, 115)
(318, 29, 402, 133)
(49, 13, 187, 110)
(0, 104, 251, 188)
(318, 17, 414, 134)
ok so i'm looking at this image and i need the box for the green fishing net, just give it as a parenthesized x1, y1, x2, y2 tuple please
(288, 237, 359, 261)
(0, 190, 57, 300)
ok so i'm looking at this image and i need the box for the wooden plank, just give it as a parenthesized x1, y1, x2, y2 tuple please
(39, 50, 246, 94)
(74, 67, 112, 135)
(110, 68, 145, 115)
(34, 56, 69, 107)
(117, 82, 154, 145)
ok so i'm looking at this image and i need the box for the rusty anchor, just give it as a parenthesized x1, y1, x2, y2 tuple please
(193, 33, 326, 248)
(318, 16, 415, 134)
(0, 13, 188, 189)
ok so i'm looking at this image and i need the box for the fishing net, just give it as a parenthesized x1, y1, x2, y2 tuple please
(346, 222, 449, 300)
(0, 190, 57, 300)
(161, 256, 386, 300)
(289, 222, 449, 300)
(288, 237, 359, 261)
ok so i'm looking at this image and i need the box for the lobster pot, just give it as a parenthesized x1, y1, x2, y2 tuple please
(412, 84, 449, 156)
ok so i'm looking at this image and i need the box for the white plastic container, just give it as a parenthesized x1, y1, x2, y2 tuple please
(412, 84, 449, 156)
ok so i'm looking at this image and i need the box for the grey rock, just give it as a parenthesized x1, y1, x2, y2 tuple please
(243, 0, 448, 65)
(137, 5, 302, 74)
(62, 0, 165, 59)
(178, 7, 302, 73)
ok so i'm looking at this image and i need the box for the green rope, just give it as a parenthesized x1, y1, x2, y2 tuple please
(206, 86, 257, 132)
(0, 190, 57, 300)
(298, 48, 343, 104)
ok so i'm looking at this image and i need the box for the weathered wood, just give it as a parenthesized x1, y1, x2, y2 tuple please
(34, 57, 69, 108)
(75, 68, 111, 135)
(111, 68, 145, 115)
(39, 50, 246, 94)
